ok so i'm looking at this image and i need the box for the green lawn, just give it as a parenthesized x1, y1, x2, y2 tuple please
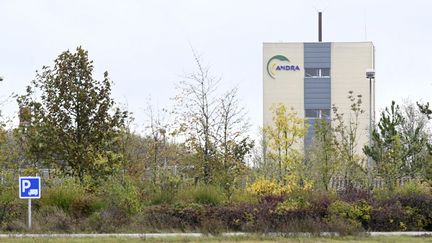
(1, 236, 432, 243)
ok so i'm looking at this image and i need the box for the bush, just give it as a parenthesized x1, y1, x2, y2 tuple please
(140, 203, 203, 231)
(370, 182, 432, 231)
(34, 206, 73, 232)
(148, 190, 175, 205)
(395, 181, 431, 197)
(41, 177, 86, 213)
(327, 200, 371, 228)
(70, 194, 104, 218)
(0, 181, 25, 230)
(83, 207, 130, 233)
(369, 198, 407, 231)
(176, 184, 226, 206)
(246, 178, 287, 198)
(97, 176, 141, 215)
(229, 189, 258, 204)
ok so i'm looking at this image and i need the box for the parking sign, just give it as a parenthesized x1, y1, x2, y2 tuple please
(19, 177, 41, 199)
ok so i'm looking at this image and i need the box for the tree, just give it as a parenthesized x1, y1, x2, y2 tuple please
(17, 47, 128, 183)
(399, 101, 430, 178)
(363, 101, 404, 191)
(332, 91, 367, 188)
(417, 102, 432, 120)
(417, 101, 432, 154)
(174, 52, 253, 188)
(216, 87, 253, 194)
(173, 52, 220, 184)
(263, 103, 308, 184)
(143, 99, 170, 186)
(307, 118, 339, 191)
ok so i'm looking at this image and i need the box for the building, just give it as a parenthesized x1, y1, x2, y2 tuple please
(263, 41, 375, 155)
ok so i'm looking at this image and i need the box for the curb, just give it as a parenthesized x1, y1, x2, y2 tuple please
(0, 232, 431, 238)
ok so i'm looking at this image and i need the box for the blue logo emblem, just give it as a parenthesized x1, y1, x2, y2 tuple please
(19, 177, 41, 199)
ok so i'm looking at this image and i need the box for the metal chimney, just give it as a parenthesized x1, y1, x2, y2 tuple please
(318, 12, 322, 42)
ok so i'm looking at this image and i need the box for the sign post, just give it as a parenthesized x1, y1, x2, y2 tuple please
(19, 176, 41, 229)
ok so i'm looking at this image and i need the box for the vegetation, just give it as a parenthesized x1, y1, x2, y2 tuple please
(1, 47, 432, 234)
(2, 235, 432, 243)
(16, 47, 129, 183)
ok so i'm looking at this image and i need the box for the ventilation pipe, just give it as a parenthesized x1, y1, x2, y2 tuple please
(318, 12, 322, 42)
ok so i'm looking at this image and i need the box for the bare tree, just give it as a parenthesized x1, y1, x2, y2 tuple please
(174, 51, 219, 184)
(144, 98, 169, 185)
(333, 91, 367, 188)
(216, 87, 253, 193)
(400, 100, 430, 178)
(217, 87, 251, 168)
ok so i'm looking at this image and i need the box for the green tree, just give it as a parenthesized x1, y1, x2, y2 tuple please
(417, 102, 432, 120)
(363, 101, 404, 191)
(307, 118, 339, 191)
(17, 47, 128, 183)
(263, 103, 308, 184)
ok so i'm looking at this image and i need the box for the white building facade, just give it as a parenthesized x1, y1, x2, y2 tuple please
(263, 42, 375, 155)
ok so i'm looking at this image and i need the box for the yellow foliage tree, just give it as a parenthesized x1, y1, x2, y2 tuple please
(263, 103, 308, 185)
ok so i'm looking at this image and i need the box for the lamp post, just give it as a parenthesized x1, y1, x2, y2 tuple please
(366, 69, 375, 190)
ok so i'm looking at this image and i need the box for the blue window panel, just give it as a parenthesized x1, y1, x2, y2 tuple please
(305, 93, 331, 99)
(304, 43, 331, 68)
(304, 42, 331, 147)
(304, 82, 330, 89)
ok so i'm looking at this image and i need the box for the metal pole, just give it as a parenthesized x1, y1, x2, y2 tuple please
(28, 199, 32, 229)
(318, 12, 322, 42)
(368, 77, 372, 189)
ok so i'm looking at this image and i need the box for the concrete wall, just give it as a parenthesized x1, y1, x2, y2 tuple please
(263, 43, 305, 126)
(331, 42, 375, 159)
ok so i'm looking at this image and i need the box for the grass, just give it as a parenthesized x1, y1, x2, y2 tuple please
(0, 235, 432, 243)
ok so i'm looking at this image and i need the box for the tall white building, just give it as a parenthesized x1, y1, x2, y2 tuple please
(263, 42, 375, 155)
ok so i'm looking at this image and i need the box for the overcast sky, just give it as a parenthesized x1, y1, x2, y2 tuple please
(1, 0, 431, 134)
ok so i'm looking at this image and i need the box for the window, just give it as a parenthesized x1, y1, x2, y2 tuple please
(305, 109, 330, 118)
(305, 68, 330, 78)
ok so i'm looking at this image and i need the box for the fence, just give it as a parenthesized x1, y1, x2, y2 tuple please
(329, 176, 412, 191)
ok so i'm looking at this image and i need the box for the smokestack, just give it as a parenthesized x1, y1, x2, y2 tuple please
(318, 12, 322, 42)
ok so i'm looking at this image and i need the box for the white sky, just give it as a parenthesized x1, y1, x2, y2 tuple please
(1, 0, 432, 134)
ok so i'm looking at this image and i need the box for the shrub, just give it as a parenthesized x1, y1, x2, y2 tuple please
(148, 190, 175, 205)
(371, 181, 432, 231)
(41, 177, 86, 213)
(327, 200, 371, 227)
(208, 204, 254, 232)
(192, 185, 225, 205)
(369, 199, 407, 231)
(141, 203, 204, 231)
(84, 207, 130, 233)
(326, 216, 365, 236)
(246, 178, 287, 198)
(97, 176, 141, 215)
(0, 182, 25, 230)
(229, 189, 258, 204)
(34, 206, 73, 232)
(395, 181, 431, 196)
(338, 188, 371, 203)
(176, 184, 226, 206)
(70, 194, 104, 218)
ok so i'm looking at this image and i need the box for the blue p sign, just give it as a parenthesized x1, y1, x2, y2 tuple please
(19, 177, 41, 199)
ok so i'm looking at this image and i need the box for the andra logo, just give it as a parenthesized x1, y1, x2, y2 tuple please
(266, 55, 300, 79)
